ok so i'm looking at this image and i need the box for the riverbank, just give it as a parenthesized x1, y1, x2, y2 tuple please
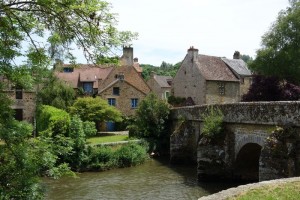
(199, 177, 300, 200)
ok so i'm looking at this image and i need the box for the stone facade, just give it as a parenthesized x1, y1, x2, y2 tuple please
(205, 81, 240, 104)
(147, 73, 172, 100)
(172, 47, 251, 105)
(169, 101, 300, 182)
(98, 80, 147, 116)
(56, 47, 151, 116)
(4, 90, 36, 123)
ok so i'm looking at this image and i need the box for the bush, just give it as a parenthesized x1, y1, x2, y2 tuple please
(201, 107, 224, 140)
(130, 93, 170, 153)
(83, 121, 97, 137)
(114, 143, 148, 168)
(87, 146, 116, 171)
(37, 105, 70, 136)
(86, 143, 148, 171)
(242, 75, 300, 101)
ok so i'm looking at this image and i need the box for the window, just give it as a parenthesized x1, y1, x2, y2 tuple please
(14, 109, 23, 121)
(218, 82, 225, 95)
(113, 87, 120, 95)
(15, 88, 23, 99)
(63, 67, 74, 73)
(131, 98, 138, 108)
(165, 91, 170, 99)
(108, 98, 116, 106)
(82, 82, 93, 94)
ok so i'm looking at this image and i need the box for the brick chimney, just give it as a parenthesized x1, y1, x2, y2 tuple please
(121, 46, 133, 66)
(233, 51, 241, 59)
(187, 46, 199, 62)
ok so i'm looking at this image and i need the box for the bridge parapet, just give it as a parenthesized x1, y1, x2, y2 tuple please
(171, 101, 300, 126)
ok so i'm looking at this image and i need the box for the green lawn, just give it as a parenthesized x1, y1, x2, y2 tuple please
(87, 135, 130, 145)
(229, 181, 300, 200)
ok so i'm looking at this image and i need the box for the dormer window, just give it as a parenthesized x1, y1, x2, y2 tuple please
(63, 67, 73, 73)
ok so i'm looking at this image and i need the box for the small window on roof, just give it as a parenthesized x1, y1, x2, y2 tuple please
(63, 67, 74, 73)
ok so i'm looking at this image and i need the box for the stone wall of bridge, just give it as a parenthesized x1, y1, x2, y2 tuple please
(169, 101, 300, 181)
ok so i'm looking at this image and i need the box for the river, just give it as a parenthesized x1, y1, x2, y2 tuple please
(43, 158, 238, 200)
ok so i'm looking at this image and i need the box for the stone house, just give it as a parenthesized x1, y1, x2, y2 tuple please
(147, 72, 172, 100)
(0, 76, 36, 123)
(172, 47, 251, 105)
(55, 47, 151, 116)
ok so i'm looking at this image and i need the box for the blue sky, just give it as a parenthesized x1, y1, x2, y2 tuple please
(100, 0, 290, 66)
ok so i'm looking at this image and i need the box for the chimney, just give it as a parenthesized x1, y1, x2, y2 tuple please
(134, 57, 138, 63)
(121, 46, 133, 66)
(150, 71, 156, 78)
(53, 59, 63, 70)
(233, 51, 241, 59)
(187, 46, 199, 62)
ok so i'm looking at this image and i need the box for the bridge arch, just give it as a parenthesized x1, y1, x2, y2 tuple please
(234, 143, 262, 181)
(235, 134, 266, 159)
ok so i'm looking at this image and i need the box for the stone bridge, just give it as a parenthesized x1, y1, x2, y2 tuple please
(169, 101, 300, 181)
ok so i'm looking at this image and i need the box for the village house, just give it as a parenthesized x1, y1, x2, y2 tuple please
(55, 47, 151, 116)
(0, 76, 36, 123)
(172, 47, 252, 105)
(147, 72, 172, 100)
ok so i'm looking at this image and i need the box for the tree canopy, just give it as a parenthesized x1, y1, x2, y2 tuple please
(250, 0, 300, 84)
(69, 97, 122, 123)
(0, 0, 137, 88)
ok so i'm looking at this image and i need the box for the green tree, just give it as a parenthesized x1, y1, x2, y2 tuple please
(37, 74, 76, 110)
(250, 0, 300, 84)
(0, 0, 135, 197)
(69, 97, 122, 124)
(130, 93, 170, 153)
(240, 54, 253, 64)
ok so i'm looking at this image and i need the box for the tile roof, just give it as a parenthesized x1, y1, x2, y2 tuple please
(55, 65, 113, 88)
(196, 55, 239, 82)
(133, 62, 143, 73)
(100, 65, 151, 94)
(221, 58, 252, 76)
(154, 75, 172, 88)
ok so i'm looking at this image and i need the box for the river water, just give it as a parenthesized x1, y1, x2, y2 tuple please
(44, 158, 237, 200)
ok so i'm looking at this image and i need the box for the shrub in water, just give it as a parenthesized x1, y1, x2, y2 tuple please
(114, 143, 148, 168)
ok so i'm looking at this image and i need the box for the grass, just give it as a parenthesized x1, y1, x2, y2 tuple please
(87, 135, 131, 146)
(229, 181, 300, 200)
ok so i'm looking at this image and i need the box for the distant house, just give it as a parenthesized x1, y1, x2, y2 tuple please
(172, 47, 252, 105)
(147, 72, 172, 100)
(0, 76, 36, 123)
(55, 47, 151, 116)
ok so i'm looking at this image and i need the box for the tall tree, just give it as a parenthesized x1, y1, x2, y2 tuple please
(250, 0, 300, 84)
(0, 1, 136, 197)
(0, 0, 137, 88)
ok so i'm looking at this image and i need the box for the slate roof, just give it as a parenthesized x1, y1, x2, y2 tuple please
(154, 75, 172, 88)
(196, 55, 239, 82)
(221, 58, 252, 76)
(55, 65, 113, 88)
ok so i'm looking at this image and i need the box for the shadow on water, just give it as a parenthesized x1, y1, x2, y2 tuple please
(153, 155, 251, 194)
(43, 156, 255, 200)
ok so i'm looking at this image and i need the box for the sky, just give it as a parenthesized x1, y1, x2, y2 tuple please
(100, 0, 290, 66)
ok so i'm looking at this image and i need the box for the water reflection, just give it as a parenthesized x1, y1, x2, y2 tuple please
(44, 158, 237, 200)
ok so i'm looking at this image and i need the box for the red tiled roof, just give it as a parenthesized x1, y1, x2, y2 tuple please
(197, 55, 239, 82)
(55, 65, 113, 89)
